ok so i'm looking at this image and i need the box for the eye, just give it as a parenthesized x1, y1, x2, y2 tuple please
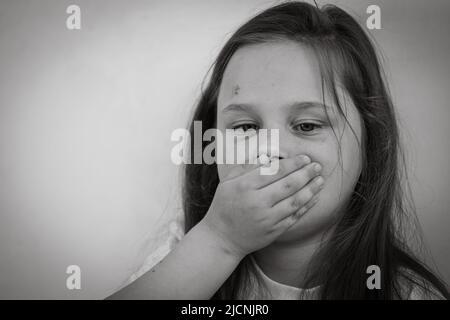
(232, 123, 259, 133)
(292, 122, 323, 133)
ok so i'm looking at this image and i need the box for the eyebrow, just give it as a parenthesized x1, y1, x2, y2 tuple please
(221, 101, 330, 114)
(221, 103, 257, 114)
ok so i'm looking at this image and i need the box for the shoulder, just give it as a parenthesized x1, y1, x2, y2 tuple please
(395, 267, 447, 300)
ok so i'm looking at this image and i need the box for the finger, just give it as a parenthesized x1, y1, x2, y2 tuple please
(261, 162, 322, 206)
(221, 162, 263, 182)
(270, 175, 324, 223)
(219, 153, 278, 184)
(234, 154, 312, 189)
(273, 192, 320, 231)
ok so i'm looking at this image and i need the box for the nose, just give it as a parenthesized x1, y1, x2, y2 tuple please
(257, 128, 289, 161)
(259, 126, 297, 161)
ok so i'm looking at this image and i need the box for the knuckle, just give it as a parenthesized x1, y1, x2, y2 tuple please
(305, 198, 315, 209)
(287, 216, 297, 226)
(290, 197, 300, 209)
(282, 180, 292, 191)
(268, 222, 279, 234)
(297, 206, 308, 216)
(259, 214, 273, 229)
(299, 190, 313, 204)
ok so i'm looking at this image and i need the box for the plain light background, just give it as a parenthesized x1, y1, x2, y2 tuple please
(0, 0, 448, 299)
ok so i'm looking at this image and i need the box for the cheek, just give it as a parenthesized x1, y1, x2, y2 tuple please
(314, 106, 364, 219)
(320, 126, 363, 207)
(276, 123, 363, 242)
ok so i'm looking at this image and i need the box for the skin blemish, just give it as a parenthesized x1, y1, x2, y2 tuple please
(233, 85, 240, 96)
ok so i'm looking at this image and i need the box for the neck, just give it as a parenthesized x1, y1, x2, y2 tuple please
(253, 233, 328, 289)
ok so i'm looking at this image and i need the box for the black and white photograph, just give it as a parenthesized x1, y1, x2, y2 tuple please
(0, 0, 449, 304)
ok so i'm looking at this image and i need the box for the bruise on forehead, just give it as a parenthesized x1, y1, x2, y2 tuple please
(232, 84, 240, 96)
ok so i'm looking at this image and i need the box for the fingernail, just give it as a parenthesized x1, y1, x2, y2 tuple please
(316, 176, 324, 186)
(300, 155, 310, 164)
(313, 163, 322, 172)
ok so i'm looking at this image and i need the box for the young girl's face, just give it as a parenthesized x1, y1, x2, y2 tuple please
(216, 41, 364, 243)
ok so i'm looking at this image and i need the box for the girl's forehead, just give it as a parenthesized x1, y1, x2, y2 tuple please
(216, 41, 359, 124)
(218, 41, 325, 112)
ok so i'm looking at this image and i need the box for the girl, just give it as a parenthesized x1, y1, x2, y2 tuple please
(109, 1, 449, 299)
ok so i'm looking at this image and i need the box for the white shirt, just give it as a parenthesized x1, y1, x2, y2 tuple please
(122, 218, 445, 300)
(245, 255, 320, 300)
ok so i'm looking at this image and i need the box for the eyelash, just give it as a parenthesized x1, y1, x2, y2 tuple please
(232, 123, 259, 132)
(292, 122, 323, 133)
(232, 122, 323, 134)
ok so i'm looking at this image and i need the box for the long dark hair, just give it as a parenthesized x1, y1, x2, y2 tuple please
(182, 1, 449, 299)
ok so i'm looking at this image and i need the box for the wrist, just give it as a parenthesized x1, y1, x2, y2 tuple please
(196, 219, 246, 261)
